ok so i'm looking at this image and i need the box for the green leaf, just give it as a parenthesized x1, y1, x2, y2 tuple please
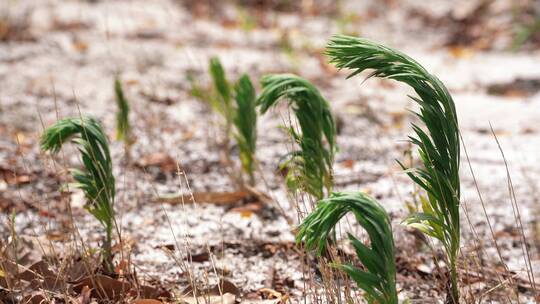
(233, 74, 257, 184)
(114, 76, 130, 142)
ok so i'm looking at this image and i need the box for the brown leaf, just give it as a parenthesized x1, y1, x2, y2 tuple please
(21, 292, 46, 304)
(131, 300, 163, 304)
(114, 259, 129, 275)
(0, 166, 34, 185)
(129, 284, 171, 300)
(154, 244, 175, 251)
(448, 46, 475, 58)
(29, 274, 65, 292)
(259, 288, 282, 299)
(183, 279, 240, 298)
(137, 152, 179, 173)
(157, 191, 250, 206)
(182, 293, 236, 304)
(5, 260, 56, 284)
(76, 285, 92, 304)
(228, 202, 263, 218)
(73, 275, 132, 300)
(340, 159, 355, 169)
(185, 252, 209, 263)
(209, 279, 240, 297)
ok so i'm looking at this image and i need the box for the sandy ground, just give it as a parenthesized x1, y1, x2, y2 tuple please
(1, 0, 540, 303)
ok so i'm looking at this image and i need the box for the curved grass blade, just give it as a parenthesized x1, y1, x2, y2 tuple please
(326, 35, 461, 302)
(257, 74, 336, 199)
(40, 116, 116, 271)
(297, 191, 397, 304)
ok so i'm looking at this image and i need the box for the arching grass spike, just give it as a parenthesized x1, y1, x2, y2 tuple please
(326, 35, 461, 302)
(40, 116, 116, 272)
(297, 191, 398, 304)
(257, 74, 336, 199)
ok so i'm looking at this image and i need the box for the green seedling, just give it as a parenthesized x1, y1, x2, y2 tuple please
(114, 76, 130, 143)
(297, 191, 397, 304)
(189, 58, 259, 187)
(327, 35, 461, 302)
(233, 74, 257, 186)
(257, 74, 336, 199)
(41, 117, 116, 272)
(209, 57, 234, 128)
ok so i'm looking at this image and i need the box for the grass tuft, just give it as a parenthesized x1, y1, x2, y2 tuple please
(297, 191, 397, 304)
(40, 116, 116, 271)
(257, 74, 336, 199)
(326, 35, 461, 302)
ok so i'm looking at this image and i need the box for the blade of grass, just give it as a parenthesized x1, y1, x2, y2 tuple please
(40, 116, 116, 272)
(326, 35, 461, 302)
(257, 74, 336, 199)
(233, 74, 257, 186)
(297, 191, 397, 304)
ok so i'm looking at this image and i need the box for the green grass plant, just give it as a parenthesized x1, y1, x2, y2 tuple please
(257, 74, 336, 199)
(41, 116, 116, 272)
(326, 35, 461, 302)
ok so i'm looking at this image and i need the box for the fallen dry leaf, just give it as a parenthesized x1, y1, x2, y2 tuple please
(130, 284, 171, 300)
(137, 152, 179, 173)
(185, 251, 210, 263)
(157, 191, 250, 206)
(0, 166, 34, 185)
(183, 279, 240, 298)
(21, 292, 47, 304)
(73, 275, 132, 301)
(181, 279, 239, 304)
(228, 201, 264, 218)
(259, 288, 282, 299)
(76, 285, 92, 304)
(115, 259, 129, 275)
(487, 78, 540, 98)
(131, 300, 163, 304)
(182, 293, 236, 304)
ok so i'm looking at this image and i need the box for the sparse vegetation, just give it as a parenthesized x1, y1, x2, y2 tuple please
(40, 117, 116, 272)
(257, 74, 336, 199)
(3, 2, 540, 302)
(327, 35, 461, 302)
